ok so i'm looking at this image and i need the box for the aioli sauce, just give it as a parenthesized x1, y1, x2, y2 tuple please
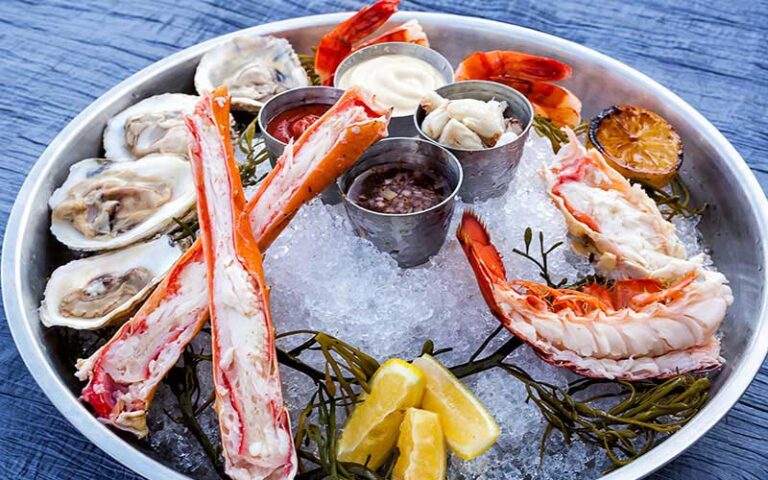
(266, 104, 331, 143)
(337, 55, 447, 116)
(347, 163, 451, 214)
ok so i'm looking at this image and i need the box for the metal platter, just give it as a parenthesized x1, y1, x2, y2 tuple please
(3, 11, 768, 480)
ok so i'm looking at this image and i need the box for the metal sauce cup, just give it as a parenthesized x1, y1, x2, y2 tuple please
(257, 86, 345, 203)
(338, 137, 463, 268)
(414, 80, 534, 202)
(334, 42, 454, 137)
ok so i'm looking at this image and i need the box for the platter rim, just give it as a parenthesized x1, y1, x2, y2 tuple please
(3, 10, 767, 480)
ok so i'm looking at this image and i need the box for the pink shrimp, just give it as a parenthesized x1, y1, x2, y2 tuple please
(455, 50, 582, 127)
(187, 87, 293, 479)
(314, 0, 429, 85)
(457, 210, 732, 381)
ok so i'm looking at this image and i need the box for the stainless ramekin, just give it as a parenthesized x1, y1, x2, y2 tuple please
(257, 86, 345, 202)
(338, 137, 462, 268)
(415, 80, 534, 202)
(257, 85, 344, 163)
(334, 42, 454, 137)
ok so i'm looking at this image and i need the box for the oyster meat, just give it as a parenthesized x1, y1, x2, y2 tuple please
(40, 236, 183, 330)
(103, 93, 198, 161)
(49, 155, 195, 251)
(195, 34, 309, 112)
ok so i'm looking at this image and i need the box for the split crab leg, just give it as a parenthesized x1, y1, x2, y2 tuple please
(76, 86, 390, 437)
(542, 130, 700, 282)
(314, 0, 429, 85)
(455, 50, 581, 128)
(187, 87, 295, 479)
(457, 210, 732, 381)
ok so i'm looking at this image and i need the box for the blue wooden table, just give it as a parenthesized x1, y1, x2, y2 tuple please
(1, 1, 766, 478)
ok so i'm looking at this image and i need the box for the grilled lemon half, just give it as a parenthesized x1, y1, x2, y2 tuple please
(588, 104, 682, 188)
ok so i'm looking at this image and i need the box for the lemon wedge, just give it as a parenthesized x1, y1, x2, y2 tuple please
(337, 358, 425, 469)
(392, 408, 446, 480)
(412, 354, 500, 460)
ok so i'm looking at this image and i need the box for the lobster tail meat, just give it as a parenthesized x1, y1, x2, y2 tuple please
(187, 87, 295, 479)
(76, 87, 389, 436)
(457, 211, 732, 381)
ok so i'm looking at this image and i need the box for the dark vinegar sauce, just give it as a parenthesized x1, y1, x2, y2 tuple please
(347, 163, 451, 214)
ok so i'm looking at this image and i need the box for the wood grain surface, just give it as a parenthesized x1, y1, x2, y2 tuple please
(1, 0, 766, 479)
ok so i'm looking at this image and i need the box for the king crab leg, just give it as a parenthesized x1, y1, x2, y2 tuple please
(76, 87, 390, 437)
(187, 87, 295, 480)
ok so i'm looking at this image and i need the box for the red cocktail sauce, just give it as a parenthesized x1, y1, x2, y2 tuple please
(266, 104, 332, 143)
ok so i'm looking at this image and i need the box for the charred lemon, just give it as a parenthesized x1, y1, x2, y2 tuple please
(588, 105, 682, 188)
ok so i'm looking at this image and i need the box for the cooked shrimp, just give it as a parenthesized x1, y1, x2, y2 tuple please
(314, 0, 429, 85)
(187, 87, 294, 479)
(455, 50, 581, 127)
(457, 211, 732, 381)
(355, 19, 429, 50)
(76, 87, 390, 437)
(543, 130, 699, 282)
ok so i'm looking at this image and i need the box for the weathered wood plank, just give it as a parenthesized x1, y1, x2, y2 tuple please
(0, 0, 766, 479)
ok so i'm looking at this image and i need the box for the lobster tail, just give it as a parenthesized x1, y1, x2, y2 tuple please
(456, 210, 507, 318)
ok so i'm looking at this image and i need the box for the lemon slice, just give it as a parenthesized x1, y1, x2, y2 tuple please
(337, 358, 425, 469)
(412, 354, 500, 460)
(392, 408, 446, 480)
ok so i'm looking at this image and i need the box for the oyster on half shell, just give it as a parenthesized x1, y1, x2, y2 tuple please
(49, 155, 195, 251)
(195, 34, 309, 112)
(103, 93, 199, 161)
(40, 236, 183, 330)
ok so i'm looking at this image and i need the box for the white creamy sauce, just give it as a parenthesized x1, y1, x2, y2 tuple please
(337, 54, 446, 116)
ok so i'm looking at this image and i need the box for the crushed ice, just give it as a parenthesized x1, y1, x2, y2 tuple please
(148, 133, 707, 479)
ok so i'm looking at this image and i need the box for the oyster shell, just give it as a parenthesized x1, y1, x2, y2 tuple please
(40, 236, 183, 329)
(103, 93, 198, 161)
(49, 155, 195, 251)
(195, 35, 309, 112)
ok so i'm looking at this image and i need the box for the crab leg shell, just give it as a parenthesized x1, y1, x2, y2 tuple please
(248, 86, 390, 247)
(543, 130, 699, 282)
(187, 87, 296, 480)
(76, 244, 209, 435)
(77, 87, 389, 436)
(457, 210, 731, 381)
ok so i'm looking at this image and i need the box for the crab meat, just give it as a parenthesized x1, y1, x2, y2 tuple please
(76, 86, 390, 436)
(543, 130, 701, 282)
(186, 87, 295, 479)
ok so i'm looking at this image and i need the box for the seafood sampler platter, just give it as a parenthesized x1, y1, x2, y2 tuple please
(3, 2, 768, 480)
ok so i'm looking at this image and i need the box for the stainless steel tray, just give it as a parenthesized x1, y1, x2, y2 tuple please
(3, 11, 767, 480)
